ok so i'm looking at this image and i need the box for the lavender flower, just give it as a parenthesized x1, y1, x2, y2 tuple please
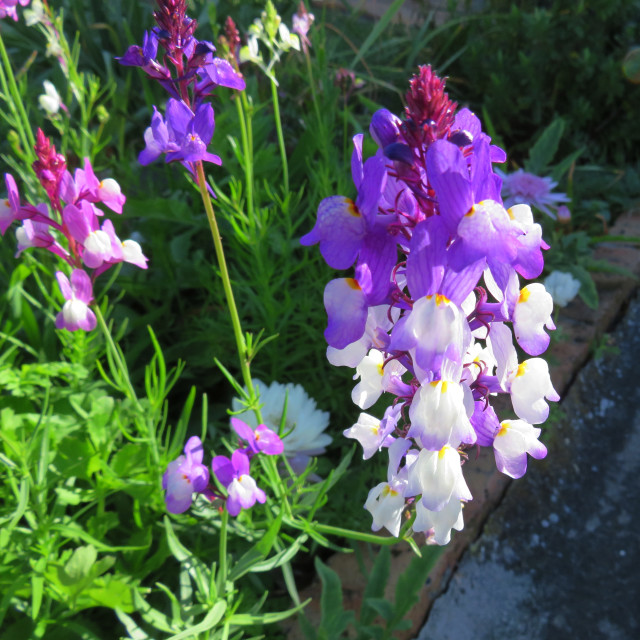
(138, 100, 221, 167)
(55, 269, 97, 332)
(231, 417, 284, 456)
(498, 168, 570, 219)
(212, 450, 266, 516)
(119, 0, 245, 173)
(162, 436, 210, 514)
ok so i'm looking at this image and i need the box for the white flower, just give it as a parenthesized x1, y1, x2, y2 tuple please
(232, 379, 331, 472)
(38, 80, 62, 114)
(544, 271, 581, 307)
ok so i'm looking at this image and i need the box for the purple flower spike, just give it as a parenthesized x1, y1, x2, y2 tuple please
(231, 417, 284, 456)
(54, 269, 97, 332)
(0, 173, 20, 235)
(162, 436, 210, 514)
(212, 450, 266, 516)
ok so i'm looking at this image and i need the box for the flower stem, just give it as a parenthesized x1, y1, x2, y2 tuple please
(218, 508, 229, 595)
(270, 79, 289, 195)
(309, 522, 408, 546)
(235, 95, 254, 220)
(194, 161, 261, 420)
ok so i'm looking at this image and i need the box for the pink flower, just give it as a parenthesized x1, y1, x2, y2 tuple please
(54, 269, 96, 332)
(211, 450, 266, 516)
(0, 0, 30, 21)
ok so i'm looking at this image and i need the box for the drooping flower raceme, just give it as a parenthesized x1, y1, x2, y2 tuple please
(302, 66, 559, 546)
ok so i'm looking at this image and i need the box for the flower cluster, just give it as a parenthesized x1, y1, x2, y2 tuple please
(118, 0, 245, 172)
(1, 130, 147, 331)
(0, 0, 30, 21)
(302, 66, 559, 545)
(232, 379, 332, 474)
(162, 419, 283, 516)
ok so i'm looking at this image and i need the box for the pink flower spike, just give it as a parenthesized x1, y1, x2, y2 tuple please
(55, 269, 97, 332)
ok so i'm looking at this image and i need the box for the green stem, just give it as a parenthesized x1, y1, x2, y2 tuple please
(218, 508, 229, 595)
(194, 161, 261, 421)
(270, 79, 289, 194)
(311, 522, 407, 546)
(240, 92, 255, 217)
(304, 49, 328, 164)
(235, 96, 254, 220)
(0, 30, 36, 160)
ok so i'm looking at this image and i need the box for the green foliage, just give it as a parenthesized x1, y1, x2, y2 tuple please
(443, 0, 640, 166)
(300, 545, 441, 640)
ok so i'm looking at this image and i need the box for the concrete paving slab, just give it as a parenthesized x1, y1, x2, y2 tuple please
(417, 292, 640, 640)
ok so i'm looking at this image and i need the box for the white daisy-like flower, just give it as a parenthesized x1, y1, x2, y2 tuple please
(232, 379, 332, 473)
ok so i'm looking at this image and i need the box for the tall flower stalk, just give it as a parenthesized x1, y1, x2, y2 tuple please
(302, 66, 559, 545)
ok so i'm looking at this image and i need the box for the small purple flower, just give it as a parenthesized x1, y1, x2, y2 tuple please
(54, 269, 97, 332)
(212, 450, 266, 516)
(139, 100, 221, 167)
(162, 436, 210, 514)
(15, 219, 67, 259)
(292, 1, 314, 54)
(231, 417, 284, 456)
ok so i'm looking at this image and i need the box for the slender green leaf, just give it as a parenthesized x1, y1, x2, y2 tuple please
(351, 0, 406, 70)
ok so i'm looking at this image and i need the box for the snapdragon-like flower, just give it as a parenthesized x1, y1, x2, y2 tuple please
(303, 66, 559, 545)
(119, 0, 245, 173)
(163, 436, 210, 514)
(212, 450, 266, 516)
(232, 379, 332, 473)
(38, 80, 63, 114)
(231, 417, 284, 456)
(138, 100, 221, 167)
(55, 269, 97, 332)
